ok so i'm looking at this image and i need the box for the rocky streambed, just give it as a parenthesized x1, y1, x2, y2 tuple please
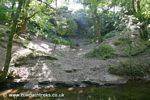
(0, 36, 150, 90)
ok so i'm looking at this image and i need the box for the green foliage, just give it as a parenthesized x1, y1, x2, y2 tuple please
(24, 0, 77, 46)
(141, 0, 150, 18)
(124, 41, 148, 56)
(0, 0, 27, 81)
(113, 35, 148, 56)
(50, 36, 73, 45)
(55, 7, 77, 36)
(109, 62, 150, 77)
(28, 5, 77, 38)
(28, 0, 53, 33)
(87, 44, 115, 59)
(115, 0, 150, 18)
(103, 31, 119, 39)
(56, 18, 77, 36)
(0, 4, 11, 24)
(99, 12, 124, 34)
(27, 21, 41, 33)
(115, 0, 150, 39)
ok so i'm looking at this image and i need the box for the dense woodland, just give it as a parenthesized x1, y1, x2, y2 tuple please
(0, 0, 150, 99)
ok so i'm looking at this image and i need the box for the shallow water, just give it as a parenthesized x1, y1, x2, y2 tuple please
(54, 81, 150, 100)
(0, 80, 150, 100)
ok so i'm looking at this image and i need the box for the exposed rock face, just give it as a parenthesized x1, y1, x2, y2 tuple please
(7, 38, 128, 89)
(0, 47, 5, 70)
(0, 25, 8, 70)
(1, 36, 149, 89)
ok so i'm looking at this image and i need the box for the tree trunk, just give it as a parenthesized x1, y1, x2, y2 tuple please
(0, 0, 23, 81)
(139, 23, 148, 39)
(132, 0, 136, 13)
(17, 0, 30, 34)
(1, 28, 15, 81)
(94, 8, 101, 43)
(131, 0, 148, 39)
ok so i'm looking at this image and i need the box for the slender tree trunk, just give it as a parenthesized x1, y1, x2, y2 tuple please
(94, 8, 101, 43)
(17, 0, 30, 34)
(136, 0, 141, 12)
(0, 0, 23, 81)
(131, 0, 148, 39)
(1, 27, 15, 81)
(132, 0, 136, 13)
(139, 23, 148, 39)
(135, 0, 148, 39)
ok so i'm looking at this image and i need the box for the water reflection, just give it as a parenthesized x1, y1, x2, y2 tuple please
(0, 81, 150, 100)
(55, 81, 150, 100)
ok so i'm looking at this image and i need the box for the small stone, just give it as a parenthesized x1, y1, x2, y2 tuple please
(80, 83, 86, 88)
(68, 87, 74, 91)
(78, 90, 83, 94)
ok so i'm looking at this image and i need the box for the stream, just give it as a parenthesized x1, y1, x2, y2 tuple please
(0, 80, 150, 100)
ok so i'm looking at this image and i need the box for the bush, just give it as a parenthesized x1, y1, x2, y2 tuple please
(56, 18, 77, 36)
(109, 62, 150, 78)
(0, 5, 10, 24)
(87, 44, 115, 59)
(113, 35, 149, 56)
(51, 36, 73, 45)
(98, 12, 123, 34)
(103, 31, 119, 39)
(113, 40, 122, 46)
(113, 37, 127, 46)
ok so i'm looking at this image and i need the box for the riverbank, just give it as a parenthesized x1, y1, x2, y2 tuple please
(0, 80, 150, 100)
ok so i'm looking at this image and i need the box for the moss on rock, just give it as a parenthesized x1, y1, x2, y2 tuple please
(109, 62, 150, 78)
(86, 44, 115, 59)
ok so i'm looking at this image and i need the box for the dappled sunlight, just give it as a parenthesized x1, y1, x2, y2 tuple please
(0, 0, 150, 99)
(30, 61, 56, 82)
(12, 48, 32, 58)
(40, 43, 52, 52)
(55, 45, 69, 51)
(38, 63, 56, 82)
(10, 60, 55, 82)
(0, 89, 13, 97)
(27, 42, 52, 53)
(0, 89, 18, 97)
(10, 67, 30, 82)
(26, 40, 70, 53)
(10, 48, 32, 67)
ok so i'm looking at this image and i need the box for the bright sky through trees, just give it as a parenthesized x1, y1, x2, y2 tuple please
(51, 0, 84, 11)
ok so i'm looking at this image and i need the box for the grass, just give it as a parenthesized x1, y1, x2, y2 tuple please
(103, 31, 117, 39)
(113, 36, 149, 56)
(109, 62, 150, 78)
(86, 44, 115, 59)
